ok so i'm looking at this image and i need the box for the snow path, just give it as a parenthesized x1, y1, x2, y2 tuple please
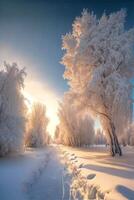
(0, 146, 70, 200)
(28, 147, 69, 200)
(0, 148, 49, 200)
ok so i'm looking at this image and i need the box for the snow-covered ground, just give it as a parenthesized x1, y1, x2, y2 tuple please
(28, 146, 69, 200)
(0, 145, 134, 200)
(0, 147, 51, 200)
(0, 146, 69, 200)
(60, 145, 134, 200)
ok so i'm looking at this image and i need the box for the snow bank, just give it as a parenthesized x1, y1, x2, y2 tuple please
(60, 145, 134, 200)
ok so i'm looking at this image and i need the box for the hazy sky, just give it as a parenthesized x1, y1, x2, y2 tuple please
(0, 0, 134, 134)
(0, 0, 134, 94)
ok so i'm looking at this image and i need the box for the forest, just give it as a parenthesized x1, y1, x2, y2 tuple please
(0, 7, 134, 200)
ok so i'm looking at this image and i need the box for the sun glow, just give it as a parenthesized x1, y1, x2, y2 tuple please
(94, 118, 102, 133)
(23, 79, 60, 138)
(0, 45, 60, 138)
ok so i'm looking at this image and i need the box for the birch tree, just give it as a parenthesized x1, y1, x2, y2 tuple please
(61, 9, 134, 156)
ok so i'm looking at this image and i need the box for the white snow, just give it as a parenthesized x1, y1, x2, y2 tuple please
(0, 145, 134, 200)
(28, 146, 69, 200)
(60, 145, 134, 200)
(0, 146, 70, 200)
(0, 148, 49, 200)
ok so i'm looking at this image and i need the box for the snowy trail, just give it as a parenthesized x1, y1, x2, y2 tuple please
(0, 147, 69, 200)
(28, 147, 69, 200)
(0, 148, 50, 200)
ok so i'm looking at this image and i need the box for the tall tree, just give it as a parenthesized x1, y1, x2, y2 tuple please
(25, 102, 49, 147)
(0, 62, 27, 156)
(61, 9, 134, 156)
(58, 95, 94, 146)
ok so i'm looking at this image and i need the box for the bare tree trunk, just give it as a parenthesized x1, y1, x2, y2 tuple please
(92, 108, 122, 156)
(108, 122, 122, 156)
(108, 129, 116, 156)
(111, 123, 122, 156)
(101, 114, 122, 156)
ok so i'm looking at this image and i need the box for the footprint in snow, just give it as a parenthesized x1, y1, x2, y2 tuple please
(71, 153, 74, 156)
(71, 157, 77, 161)
(87, 174, 96, 180)
(70, 158, 73, 161)
(79, 163, 84, 168)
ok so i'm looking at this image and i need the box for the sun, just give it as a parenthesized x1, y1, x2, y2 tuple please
(22, 80, 60, 138)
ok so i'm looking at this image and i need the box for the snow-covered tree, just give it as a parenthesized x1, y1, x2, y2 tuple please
(57, 95, 94, 146)
(94, 129, 106, 145)
(58, 100, 77, 146)
(25, 102, 49, 147)
(77, 115, 95, 146)
(0, 62, 27, 156)
(54, 125, 60, 144)
(126, 122, 134, 146)
(61, 9, 134, 156)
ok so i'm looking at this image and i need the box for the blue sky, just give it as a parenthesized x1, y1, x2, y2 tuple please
(0, 0, 134, 96)
(0, 0, 134, 134)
